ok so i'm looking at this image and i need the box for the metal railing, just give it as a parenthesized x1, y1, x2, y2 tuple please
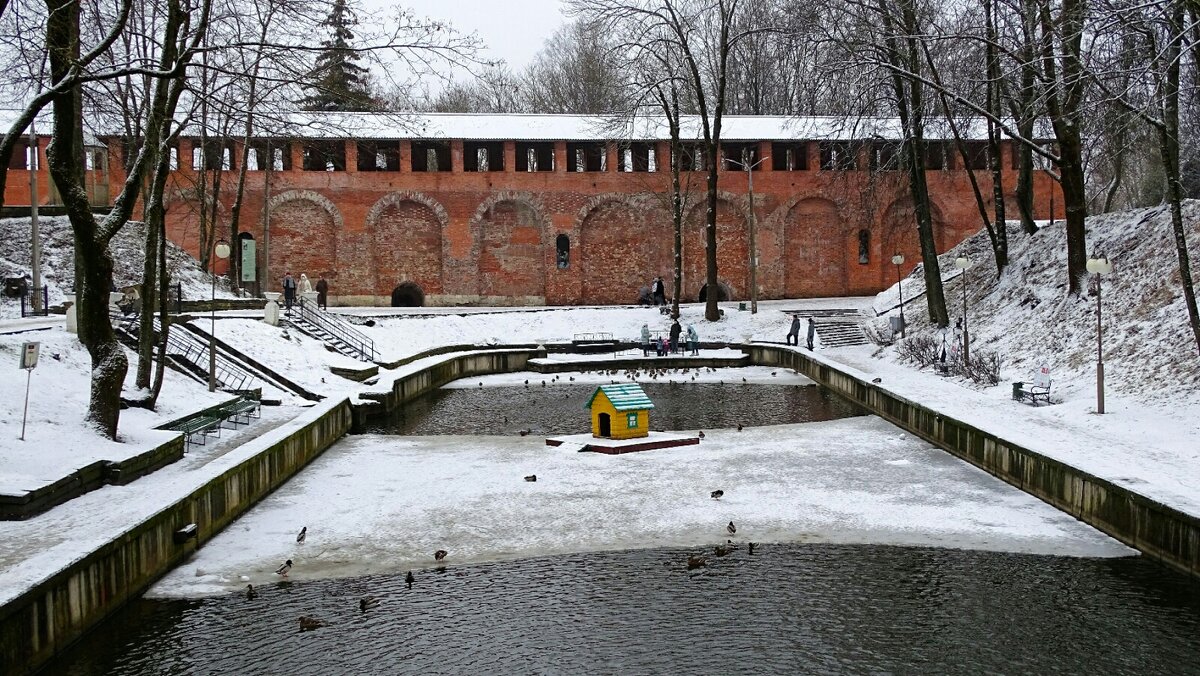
(293, 296, 377, 362)
(116, 313, 255, 391)
(20, 285, 50, 317)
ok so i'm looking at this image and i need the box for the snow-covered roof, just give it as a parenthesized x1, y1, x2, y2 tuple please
(586, 383, 655, 412)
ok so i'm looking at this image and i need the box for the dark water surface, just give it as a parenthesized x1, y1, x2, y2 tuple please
(361, 382, 866, 435)
(52, 544, 1200, 675)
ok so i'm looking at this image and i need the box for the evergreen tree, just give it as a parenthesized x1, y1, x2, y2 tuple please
(301, 0, 374, 111)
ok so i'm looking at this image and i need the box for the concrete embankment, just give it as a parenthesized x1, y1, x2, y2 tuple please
(0, 400, 351, 674)
(748, 344, 1200, 579)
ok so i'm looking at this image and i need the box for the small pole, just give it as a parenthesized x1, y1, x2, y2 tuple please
(1096, 273, 1105, 414)
(896, 259, 905, 338)
(209, 268, 217, 392)
(20, 369, 32, 441)
(962, 268, 970, 366)
(29, 120, 42, 313)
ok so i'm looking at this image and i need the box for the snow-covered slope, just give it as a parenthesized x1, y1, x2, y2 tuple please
(874, 202, 1200, 409)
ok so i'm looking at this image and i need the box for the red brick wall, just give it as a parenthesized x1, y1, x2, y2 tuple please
(103, 137, 1064, 305)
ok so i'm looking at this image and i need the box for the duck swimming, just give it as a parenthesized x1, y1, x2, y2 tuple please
(360, 596, 380, 611)
(245, 584, 257, 600)
(715, 545, 731, 557)
(406, 571, 415, 589)
(434, 550, 448, 562)
(687, 555, 706, 570)
(299, 615, 326, 631)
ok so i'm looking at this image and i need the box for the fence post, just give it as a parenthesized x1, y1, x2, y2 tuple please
(41, 285, 48, 316)
(20, 291, 27, 317)
(175, 283, 182, 313)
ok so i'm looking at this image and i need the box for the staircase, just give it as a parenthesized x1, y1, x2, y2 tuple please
(780, 308, 871, 348)
(285, 297, 378, 362)
(113, 314, 258, 392)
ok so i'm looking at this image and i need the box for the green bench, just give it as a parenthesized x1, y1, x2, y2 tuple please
(168, 396, 261, 449)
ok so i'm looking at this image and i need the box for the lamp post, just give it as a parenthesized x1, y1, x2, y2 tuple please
(1087, 256, 1114, 413)
(954, 256, 972, 366)
(891, 253, 905, 338)
(727, 154, 768, 313)
(209, 239, 231, 392)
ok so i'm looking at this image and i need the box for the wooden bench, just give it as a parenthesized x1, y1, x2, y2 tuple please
(174, 415, 223, 447)
(1013, 371, 1053, 406)
(167, 396, 262, 448)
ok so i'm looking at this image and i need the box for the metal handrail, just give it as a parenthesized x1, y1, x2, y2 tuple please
(294, 296, 377, 361)
(117, 312, 254, 391)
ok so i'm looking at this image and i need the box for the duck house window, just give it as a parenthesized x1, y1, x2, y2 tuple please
(626, 413, 638, 428)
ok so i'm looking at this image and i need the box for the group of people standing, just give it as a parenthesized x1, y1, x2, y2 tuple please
(787, 314, 816, 350)
(641, 320, 699, 356)
(281, 272, 329, 310)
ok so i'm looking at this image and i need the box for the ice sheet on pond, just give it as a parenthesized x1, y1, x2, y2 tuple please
(150, 417, 1132, 598)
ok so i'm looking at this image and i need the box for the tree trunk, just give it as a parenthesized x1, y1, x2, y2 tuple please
(150, 213, 170, 406)
(45, 0, 127, 438)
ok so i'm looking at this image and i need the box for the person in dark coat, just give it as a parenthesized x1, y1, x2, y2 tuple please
(315, 278, 329, 309)
(282, 272, 296, 311)
(787, 314, 801, 345)
(806, 317, 816, 350)
(652, 276, 666, 306)
(669, 320, 682, 354)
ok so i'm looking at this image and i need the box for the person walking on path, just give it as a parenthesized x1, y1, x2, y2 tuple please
(652, 276, 666, 306)
(315, 278, 329, 309)
(787, 314, 801, 345)
(686, 324, 699, 355)
(806, 317, 817, 350)
(282, 272, 296, 311)
(640, 323, 651, 356)
(669, 320, 682, 354)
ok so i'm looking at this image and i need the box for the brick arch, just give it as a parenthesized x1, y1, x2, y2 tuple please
(367, 192, 447, 296)
(880, 196, 946, 275)
(781, 197, 844, 298)
(267, 190, 341, 284)
(470, 192, 549, 299)
(683, 192, 749, 301)
(577, 194, 659, 305)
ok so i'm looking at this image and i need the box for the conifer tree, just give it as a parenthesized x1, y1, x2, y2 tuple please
(301, 0, 374, 111)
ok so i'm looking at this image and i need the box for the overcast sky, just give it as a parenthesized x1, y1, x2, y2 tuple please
(367, 0, 570, 70)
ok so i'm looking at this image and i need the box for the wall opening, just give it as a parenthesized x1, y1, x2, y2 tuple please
(411, 141, 451, 172)
(356, 141, 400, 171)
(567, 142, 607, 171)
(391, 282, 426, 307)
(697, 282, 731, 302)
(464, 141, 505, 171)
(721, 142, 758, 171)
(819, 141, 857, 171)
(858, 229, 871, 264)
(302, 141, 345, 171)
(556, 233, 570, 269)
(516, 142, 555, 172)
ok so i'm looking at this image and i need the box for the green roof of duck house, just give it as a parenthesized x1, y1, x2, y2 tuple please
(584, 383, 655, 412)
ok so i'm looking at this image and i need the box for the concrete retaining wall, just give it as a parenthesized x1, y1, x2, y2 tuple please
(749, 344, 1200, 578)
(0, 400, 352, 674)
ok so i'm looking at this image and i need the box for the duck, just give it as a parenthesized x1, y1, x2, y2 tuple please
(698, 431, 705, 439)
(296, 526, 307, 544)
(710, 489, 724, 499)
(406, 571, 415, 589)
(748, 542, 757, 555)
(275, 559, 293, 577)
(727, 521, 737, 535)
(360, 596, 380, 611)
(715, 544, 731, 557)
(871, 377, 882, 384)
(299, 615, 326, 631)
(737, 423, 744, 432)
(686, 555, 706, 570)
(434, 549, 448, 562)
(518, 429, 531, 437)
(245, 584, 257, 600)
(524, 474, 537, 482)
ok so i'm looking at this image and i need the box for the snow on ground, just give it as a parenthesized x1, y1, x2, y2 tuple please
(0, 325, 238, 491)
(0, 400, 333, 606)
(207, 317, 372, 395)
(0, 216, 241, 319)
(149, 417, 1131, 598)
(871, 204, 1200, 411)
(349, 302, 828, 363)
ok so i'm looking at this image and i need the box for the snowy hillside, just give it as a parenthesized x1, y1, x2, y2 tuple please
(0, 216, 235, 318)
(874, 202, 1200, 409)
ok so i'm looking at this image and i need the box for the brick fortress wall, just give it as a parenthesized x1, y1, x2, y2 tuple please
(115, 137, 1060, 306)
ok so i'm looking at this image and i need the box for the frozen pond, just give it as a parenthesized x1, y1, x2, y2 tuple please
(56, 544, 1200, 674)
(150, 417, 1129, 597)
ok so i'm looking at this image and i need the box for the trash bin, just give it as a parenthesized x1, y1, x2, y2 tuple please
(1011, 382, 1024, 400)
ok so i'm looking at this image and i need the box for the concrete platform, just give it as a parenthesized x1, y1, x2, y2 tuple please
(546, 431, 701, 455)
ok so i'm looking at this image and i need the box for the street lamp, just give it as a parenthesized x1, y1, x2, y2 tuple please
(1087, 256, 1114, 413)
(726, 154, 768, 314)
(209, 239, 231, 392)
(891, 253, 905, 338)
(954, 256, 972, 366)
